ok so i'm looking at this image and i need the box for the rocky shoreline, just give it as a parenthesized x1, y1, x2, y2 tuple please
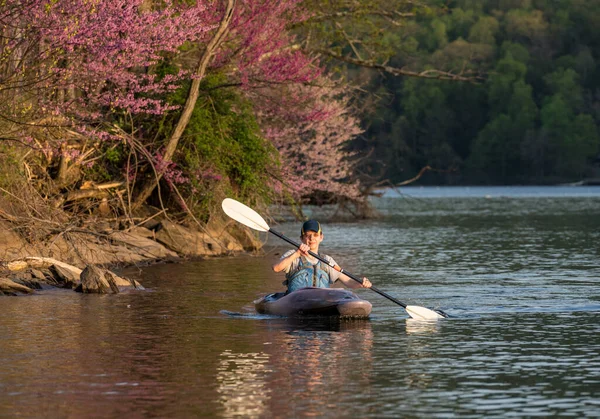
(0, 217, 263, 296)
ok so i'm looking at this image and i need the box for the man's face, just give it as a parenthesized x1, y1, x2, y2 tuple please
(301, 231, 323, 250)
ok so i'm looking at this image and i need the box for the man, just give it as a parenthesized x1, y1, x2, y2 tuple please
(272, 219, 372, 293)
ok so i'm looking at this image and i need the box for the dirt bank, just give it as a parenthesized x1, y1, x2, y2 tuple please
(0, 217, 263, 295)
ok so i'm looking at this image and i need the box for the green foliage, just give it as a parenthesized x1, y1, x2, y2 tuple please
(543, 68, 583, 111)
(504, 9, 548, 44)
(445, 8, 476, 39)
(161, 74, 279, 214)
(429, 19, 449, 50)
(357, 0, 600, 185)
(499, 41, 530, 64)
(104, 147, 122, 165)
(488, 52, 529, 113)
(468, 16, 499, 44)
(538, 96, 599, 178)
(468, 113, 516, 179)
(297, 0, 448, 70)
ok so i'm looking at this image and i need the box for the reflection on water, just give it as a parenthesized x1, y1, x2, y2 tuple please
(217, 350, 271, 418)
(405, 319, 441, 335)
(214, 317, 374, 418)
(263, 319, 374, 418)
(1, 190, 600, 417)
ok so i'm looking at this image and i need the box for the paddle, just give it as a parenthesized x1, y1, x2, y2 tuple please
(222, 198, 449, 320)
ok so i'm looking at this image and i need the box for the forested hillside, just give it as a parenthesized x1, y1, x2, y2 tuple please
(351, 0, 600, 185)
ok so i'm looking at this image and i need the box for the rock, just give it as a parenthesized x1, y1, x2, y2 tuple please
(77, 265, 120, 294)
(129, 226, 155, 238)
(8, 272, 45, 290)
(0, 277, 34, 295)
(141, 218, 161, 232)
(30, 269, 48, 280)
(48, 234, 151, 265)
(50, 264, 80, 289)
(229, 223, 263, 251)
(5, 260, 28, 271)
(4, 256, 143, 294)
(43, 236, 86, 267)
(105, 270, 144, 290)
(75, 265, 143, 293)
(153, 218, 264, 257)
(110, 230, 178, 260)
(206, 217, 263, 252)
(7, 257, 83, 276)
(155, 220, 221, 257)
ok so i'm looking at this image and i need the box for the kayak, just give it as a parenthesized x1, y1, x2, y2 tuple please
(254, 287, 372, 318)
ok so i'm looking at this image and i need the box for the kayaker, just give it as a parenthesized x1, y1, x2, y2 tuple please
(272, 219, 372, 293)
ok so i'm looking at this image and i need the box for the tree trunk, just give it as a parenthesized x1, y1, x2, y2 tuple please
(132, 0, 236, 210)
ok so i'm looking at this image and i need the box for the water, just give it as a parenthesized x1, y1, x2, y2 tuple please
(1, 186, 600, 418)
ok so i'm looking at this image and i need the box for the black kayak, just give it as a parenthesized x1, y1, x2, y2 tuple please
(254, 287, 372, 318)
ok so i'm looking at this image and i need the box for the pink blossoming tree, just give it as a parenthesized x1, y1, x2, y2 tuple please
(0, 0, 364, 214)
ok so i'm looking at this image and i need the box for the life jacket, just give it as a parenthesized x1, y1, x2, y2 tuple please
(285, 256, 331, 293)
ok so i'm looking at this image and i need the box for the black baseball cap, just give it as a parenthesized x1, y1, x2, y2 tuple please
(301, 220, 321, 235)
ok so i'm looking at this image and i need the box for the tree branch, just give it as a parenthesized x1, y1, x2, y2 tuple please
(301, 9, 416, 26)
(314, 49, 484, 82)
(132, 0, 236, 210)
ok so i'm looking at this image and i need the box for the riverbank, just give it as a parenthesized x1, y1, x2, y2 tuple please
(0, 216, 263, 295)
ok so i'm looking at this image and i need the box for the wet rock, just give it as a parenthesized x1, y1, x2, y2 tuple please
(77, 265, 120, 294)
(0, 277, 34, 295)
(3, 257, 143, 295)
(75, 265, 143, 294)
(6, 257, 83, 276)
(1, 212, 262, 267)
(50, 264, 80, 289)
(9, 271, 46, 290)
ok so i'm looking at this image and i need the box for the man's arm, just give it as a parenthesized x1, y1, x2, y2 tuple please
(337, 273, 372, 289)
(272, 244, 309, 272)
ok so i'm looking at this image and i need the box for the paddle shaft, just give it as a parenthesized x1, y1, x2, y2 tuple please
(269, 228, 409, 309)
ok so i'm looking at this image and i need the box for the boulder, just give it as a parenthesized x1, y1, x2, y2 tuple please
(9, 271, 46, 289)
(77, 265, 120, 294)
(105, 270, 144, 290)
(205, 217, 263, 252)
(30, 268, 48, 280)
(4, 257, 143, 294)
(155, 220, 221, 256)
(50, 264, 80, 289)
(6, 256, 83, 275)
(110, 229, 178, 260)
(75, 265, 143, 294)
(0, 277, 34, 295)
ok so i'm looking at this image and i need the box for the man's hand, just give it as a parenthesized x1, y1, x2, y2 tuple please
(297, 243, 310, 256)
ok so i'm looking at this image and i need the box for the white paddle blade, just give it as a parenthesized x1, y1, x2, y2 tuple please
(222, 198, 270, 232)
(406, 305, 445, 320)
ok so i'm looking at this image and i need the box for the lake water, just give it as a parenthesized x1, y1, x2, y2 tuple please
(1, 186, 600, 418)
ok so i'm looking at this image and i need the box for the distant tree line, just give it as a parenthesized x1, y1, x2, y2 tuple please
(347, 0, 600, 185)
